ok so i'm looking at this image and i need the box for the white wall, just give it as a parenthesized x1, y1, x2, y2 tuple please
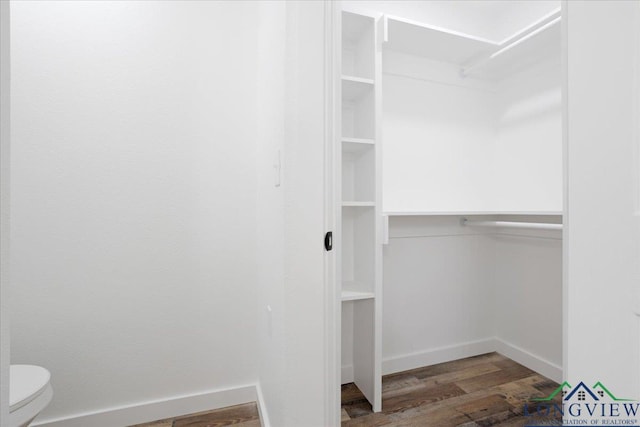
(493, 61, 562, 212)
(382, 216, 495, 370)
(492, 221, 563, 377)
(382, 51, 496, 213)
(10, 1, 260, 422)
(255, 2, 286, 426)
(1, 0, 11, 425)
(565, 0, 640, 398)
(382, 50, 562, 214)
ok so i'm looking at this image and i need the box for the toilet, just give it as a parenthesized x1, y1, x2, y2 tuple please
(9, 365, 53, 427)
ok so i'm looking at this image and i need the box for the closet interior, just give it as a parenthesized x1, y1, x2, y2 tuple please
(338, 2, 563, 413)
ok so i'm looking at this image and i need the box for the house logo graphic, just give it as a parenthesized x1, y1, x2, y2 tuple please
(524, 381, 639, 426)
(532, 381, 633, 402)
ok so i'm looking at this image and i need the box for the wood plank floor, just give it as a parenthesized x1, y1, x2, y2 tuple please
(132, 353, 560, 427)
(130, 402, 260, 427)
(342, 352, 562, 427)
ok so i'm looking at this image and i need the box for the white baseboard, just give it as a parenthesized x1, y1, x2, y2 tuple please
(358, 338, 563, 383)
(32, 384, 258, 427)
(341, 365, 354, 385)
(381, 338, 496, 375)
(494, 338, 562, 383)
(255, 382, 271, 427)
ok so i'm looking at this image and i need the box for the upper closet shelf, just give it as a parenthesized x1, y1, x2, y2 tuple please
(382, 8, 561, 78)
(342, 76, 374, 102)
(384, 211, 563, 217)
(383, 15, 498, 65)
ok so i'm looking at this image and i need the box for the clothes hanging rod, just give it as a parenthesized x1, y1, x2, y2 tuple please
(461, 8, 561, 77)
(462, 218, 563, 231)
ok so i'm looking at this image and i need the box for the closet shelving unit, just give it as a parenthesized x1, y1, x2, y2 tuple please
(374, 6, 564, 398)
(338, 8, 383, 413)
(383, 15, 497, 65)
(336, 4, 563, 419)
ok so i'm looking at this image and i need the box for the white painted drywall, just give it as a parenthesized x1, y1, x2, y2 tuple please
(565, 0, 640, 398)
(255, 2, 286, 426)
(382, 48, 562, 214)
(10, 1, 261, 422)
(1, 1, 11, 425)
(493, 61, 563, 212)
(382, 51, 496, 213)
(382, 216, 495, 360)
(492, 227, 563, 370)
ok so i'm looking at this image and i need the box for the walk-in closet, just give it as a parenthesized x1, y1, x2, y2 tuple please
(337, 1, 563, 413)
(6, 1, 640, 426)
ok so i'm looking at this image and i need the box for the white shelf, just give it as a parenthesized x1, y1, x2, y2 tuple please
(342, 76, 374, 102)
(384, 15, 498, 65)
(383, 211, 563, 216)
(383, 11, 561, 79)
(342, 290, 375, 302)
(342, 75, 374, 85)
(343, 137, 375, 144)
(343, 201, 375, 207)
(342, 137, 375, 154)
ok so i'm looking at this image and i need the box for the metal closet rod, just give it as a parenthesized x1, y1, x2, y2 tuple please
(461, 8, 562, 77)
(462, 218, 563, 231)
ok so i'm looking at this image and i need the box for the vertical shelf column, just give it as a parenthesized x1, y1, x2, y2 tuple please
(339, 9, 382, 413)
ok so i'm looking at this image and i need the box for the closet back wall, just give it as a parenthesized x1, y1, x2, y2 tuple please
(492, 226, 562, 378)
(382, 216, 562, 380)
(494, 60, 562, 211)
(10, 1, 259, 422)
(382, 216, 495, 374)
(382, 51, 495, 212)
(382, 49, 562, 213)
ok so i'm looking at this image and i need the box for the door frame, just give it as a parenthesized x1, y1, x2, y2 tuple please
(323, 0, 341, 425)
(1, 0, 11, 423)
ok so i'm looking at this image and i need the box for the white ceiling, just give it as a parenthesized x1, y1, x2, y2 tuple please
(342, 0, 560, 43)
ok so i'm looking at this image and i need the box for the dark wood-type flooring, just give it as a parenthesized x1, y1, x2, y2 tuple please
(130, 402, 260, 427)
(132, 353, 561, 427)
(342, 352, 562, 426)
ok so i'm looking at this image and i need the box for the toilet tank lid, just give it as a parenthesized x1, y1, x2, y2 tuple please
(10, 365, 51, 411)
